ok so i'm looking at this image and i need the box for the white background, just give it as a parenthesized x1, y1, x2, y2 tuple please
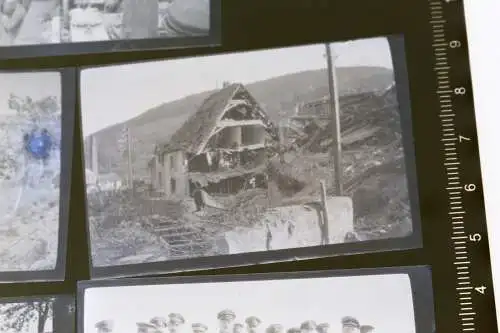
(464, 0, 500, 328)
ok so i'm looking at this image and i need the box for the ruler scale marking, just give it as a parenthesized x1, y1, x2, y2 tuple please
(428, 0, 485, 332)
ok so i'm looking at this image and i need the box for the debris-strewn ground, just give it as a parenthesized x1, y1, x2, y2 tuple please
(274, 85, 412, 239)
(267, 146, 410, 240)
(0, 175, 60, 271)
(87, 188, 172, 266)
(0, 190, 60, 271)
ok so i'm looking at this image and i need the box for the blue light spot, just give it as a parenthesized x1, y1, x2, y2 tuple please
(25, 130, 53, 160)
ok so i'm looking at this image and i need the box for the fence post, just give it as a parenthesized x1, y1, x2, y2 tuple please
(319, 180, 330, 245)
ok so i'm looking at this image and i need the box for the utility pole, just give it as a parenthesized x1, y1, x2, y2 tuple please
(91, 135, 99, 176)
(126, 126, 134, 189)
(325, 43, 343, 196)
(319, 180, 330, 244)
(278, 111, 288, 164)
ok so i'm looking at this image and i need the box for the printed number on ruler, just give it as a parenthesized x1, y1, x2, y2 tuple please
(431, 0, 485, 332)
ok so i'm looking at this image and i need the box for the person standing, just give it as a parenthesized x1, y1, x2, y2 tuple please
(103, 0, 123, 12)
(359, 325, 374, 333)
(265, 223, 272, 251)
(233, 323, 244, 333)
(95, 320, 113, 333)
(217, 309, 237, 333)
(300, 321, 316, 333)
(150, 317, 169, 332)
(192, 181, 205, 212)
(265, 324, 284, 333)
(168, 313, 186, 333)
(245, 316, 262, 333)
(340, 317, 360, 333)
(316, 323, 329, 333)
(138, 322, 163, 333)
(192, 323, 209, 333)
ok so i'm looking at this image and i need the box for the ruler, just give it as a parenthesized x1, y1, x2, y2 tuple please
(429, 0, 497, 332)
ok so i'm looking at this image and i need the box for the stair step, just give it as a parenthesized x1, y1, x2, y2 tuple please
(155, 227, 199, 235)
(157, 234, 201, 241)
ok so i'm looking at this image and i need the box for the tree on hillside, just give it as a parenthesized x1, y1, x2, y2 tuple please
(0, 299, 54, 333)
(8, 94, 60, 121)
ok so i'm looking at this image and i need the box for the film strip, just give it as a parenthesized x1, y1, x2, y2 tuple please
(429, 1, 497, 332)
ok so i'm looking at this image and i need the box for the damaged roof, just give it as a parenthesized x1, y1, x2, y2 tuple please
(159, 83, 246, 155)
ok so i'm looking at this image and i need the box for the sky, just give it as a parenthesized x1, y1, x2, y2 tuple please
(0, 72, 61, 118)
(80, 36, 393, 137)
(83, 273, 415, 333)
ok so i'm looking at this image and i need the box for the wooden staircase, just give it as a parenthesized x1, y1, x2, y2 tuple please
(148, 215, 219, 259)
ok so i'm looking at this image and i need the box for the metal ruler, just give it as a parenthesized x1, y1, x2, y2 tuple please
(429, 0, 497, 332)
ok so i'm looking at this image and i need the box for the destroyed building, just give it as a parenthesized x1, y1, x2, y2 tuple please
(284, 82, 398, 153)
(148, 83, 279, 198)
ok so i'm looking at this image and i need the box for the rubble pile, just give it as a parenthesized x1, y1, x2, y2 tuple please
(270, 86, 412, 239)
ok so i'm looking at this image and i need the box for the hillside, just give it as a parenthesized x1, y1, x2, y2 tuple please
(87, 66, 395, 177)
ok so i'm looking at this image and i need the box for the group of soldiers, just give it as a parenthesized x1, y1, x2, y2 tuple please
(94, 309, 375, 333)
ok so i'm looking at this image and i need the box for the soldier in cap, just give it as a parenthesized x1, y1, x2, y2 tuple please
(300, 321, 317, 333)
(287, 328, 301, 333)
(168, 313, 186, 333)
(245, 316, 262, 333)
(218, 309, 236, 333)
(316, 323, 329, 333)
(95, 320, 113, 333)
(341, 317, 360, 333)
(359, 325, 374, 333)
(192, 323, 209, 333)
(233, 323, 244, 333)
(265, 324, 284, 333)
(150, 317, 168, 330)
(137, 322, 163, 333)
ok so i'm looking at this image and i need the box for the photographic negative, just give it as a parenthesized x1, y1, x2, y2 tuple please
(0, 70, 74, 282)
(63, 0, 210, 42)
(0, 0, 219, 59)
(0, 0, 61, 45)
(80, 35, 421, 277)
(0, 295, 75, 333)
(79, 267, 435, 333)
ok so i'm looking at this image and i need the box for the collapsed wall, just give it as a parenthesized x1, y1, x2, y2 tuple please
(222, 196, 353, 254)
